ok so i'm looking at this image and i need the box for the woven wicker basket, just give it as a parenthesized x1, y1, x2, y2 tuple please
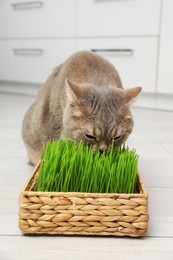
(19, 163, 149, 237)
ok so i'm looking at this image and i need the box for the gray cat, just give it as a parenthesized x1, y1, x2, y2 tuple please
(22, 51, 142, 165)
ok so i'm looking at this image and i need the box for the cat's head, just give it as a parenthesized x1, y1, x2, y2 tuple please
(62, 79, 142, 151)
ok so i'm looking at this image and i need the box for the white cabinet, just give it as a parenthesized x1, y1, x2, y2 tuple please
(76, 0, 161, 37)
(76, 0, 160, 94)
(76, 37, 158, 93)
(0, 0, 76, 37)
(0, 39, 75, 83)
(1, 0, 170, 101)
(158, 0, 173, 94)
(0, 0, 76, 84)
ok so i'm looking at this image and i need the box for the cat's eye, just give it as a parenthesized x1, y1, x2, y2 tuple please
(111, 136, 121, 142)
(84, 134, 96, 140)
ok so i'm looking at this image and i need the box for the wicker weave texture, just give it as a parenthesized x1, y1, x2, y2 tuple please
(18, 165, 148, 237)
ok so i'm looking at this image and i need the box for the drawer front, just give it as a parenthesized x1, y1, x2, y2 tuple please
(0, 0, 76, 38)
(77, 0, 161, 37)
(158, 0, 173, 94)
(75, 37, 158, 93)
(0, 39, 75, 83)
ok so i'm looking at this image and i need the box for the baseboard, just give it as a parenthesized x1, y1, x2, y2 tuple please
(133, 92, 173, 111)
(0, 81, 41, 96)
(1, 81, 173, 111)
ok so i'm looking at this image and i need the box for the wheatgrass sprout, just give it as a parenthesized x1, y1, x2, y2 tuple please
(34, 139, 138, 193)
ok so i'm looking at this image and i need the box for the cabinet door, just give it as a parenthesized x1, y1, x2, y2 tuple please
(158, 0, 173, 94)
(75, 37, 158, 93)
(77, 0, 161, 37)
(0, 0, 76, 37)
(0, 39, 75, 83)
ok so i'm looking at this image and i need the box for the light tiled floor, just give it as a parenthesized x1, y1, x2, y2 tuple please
(0, 92, 173, 259)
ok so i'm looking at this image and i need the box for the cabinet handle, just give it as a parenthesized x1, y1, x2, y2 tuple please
(12, 48, 43, 56)
(11, 1, 43, 10)
(91, 49, 134, 57)
(94, 0, 128, 2)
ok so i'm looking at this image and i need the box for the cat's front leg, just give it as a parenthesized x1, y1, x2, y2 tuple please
(26, 146, 40, 166)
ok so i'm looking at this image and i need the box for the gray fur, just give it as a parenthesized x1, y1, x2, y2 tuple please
(22, 51, 141, 165)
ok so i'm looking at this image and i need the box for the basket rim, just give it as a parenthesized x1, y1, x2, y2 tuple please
(21, 162, 148, 199)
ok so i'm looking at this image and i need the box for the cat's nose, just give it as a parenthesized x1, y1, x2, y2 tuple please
(99, 143, 108, 152)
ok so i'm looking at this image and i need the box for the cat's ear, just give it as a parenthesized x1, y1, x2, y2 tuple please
(123, 86, 142, 105)
(66, 79, 82, 103)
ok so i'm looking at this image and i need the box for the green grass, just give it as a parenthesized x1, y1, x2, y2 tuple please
(34, 139, 139, 194)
